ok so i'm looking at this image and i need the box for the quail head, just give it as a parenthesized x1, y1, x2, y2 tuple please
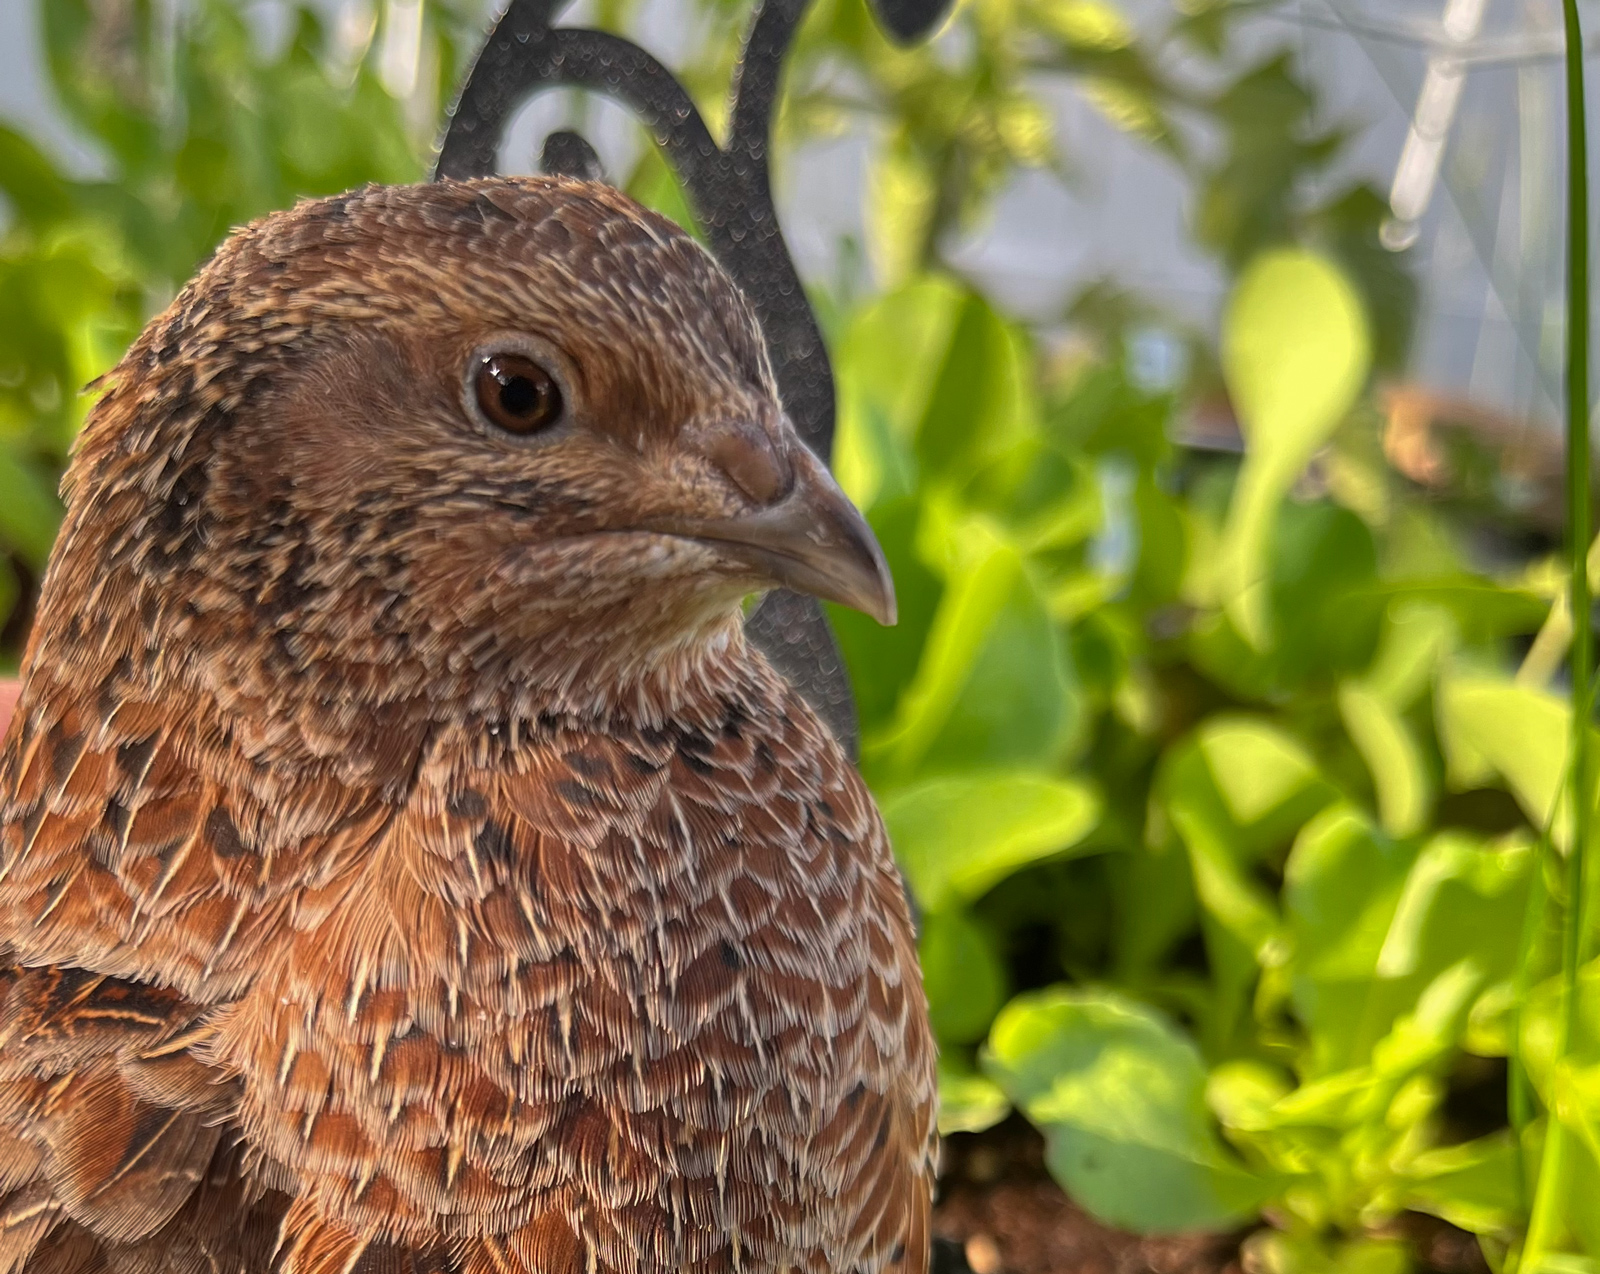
(0, 178, 936, 1274)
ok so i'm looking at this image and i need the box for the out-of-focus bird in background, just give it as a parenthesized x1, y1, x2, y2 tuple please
(0, 178, 935, 1274)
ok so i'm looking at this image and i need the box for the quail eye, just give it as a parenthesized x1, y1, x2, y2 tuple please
(473, 353, 562, 435)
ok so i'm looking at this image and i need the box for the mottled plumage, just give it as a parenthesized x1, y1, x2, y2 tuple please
(0, 178, 935, 1274)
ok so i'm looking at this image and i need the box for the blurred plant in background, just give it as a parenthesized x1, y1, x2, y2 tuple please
(0, 0, 483, 648)
(2, 0, 1596, 1268)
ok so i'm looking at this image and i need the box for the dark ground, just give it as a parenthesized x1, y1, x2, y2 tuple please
(930, 1119, 1491, 1274)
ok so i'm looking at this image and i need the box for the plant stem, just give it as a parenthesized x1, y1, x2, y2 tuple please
(1522, 2, 1590, 1265)
(1508, 832, 1552, 1215)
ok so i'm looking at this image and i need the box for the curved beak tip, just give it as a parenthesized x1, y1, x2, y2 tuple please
(863, 553, 898, 628)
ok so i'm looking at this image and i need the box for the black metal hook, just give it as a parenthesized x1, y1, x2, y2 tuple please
(433, 0, 952, 755)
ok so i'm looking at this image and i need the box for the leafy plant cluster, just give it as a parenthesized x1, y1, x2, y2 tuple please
(829, 250, 1574, 1270)
(1, 0, 1597, 1269)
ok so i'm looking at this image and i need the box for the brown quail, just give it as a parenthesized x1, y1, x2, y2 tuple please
(0, 177, 936, 1274)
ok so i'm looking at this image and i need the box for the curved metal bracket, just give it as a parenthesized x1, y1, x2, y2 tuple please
(433, 0, 952, 754)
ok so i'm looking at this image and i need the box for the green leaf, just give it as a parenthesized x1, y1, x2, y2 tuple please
(1338, 682, 1430, 837)
(1198, 716, 1322, 827)
(1206, 1059, 1292, 1134)
(886, 771, 1100, 911)
(871, 524, 1078, 780)
(866, 137, 938, 288)
(828, 497, 944, 734)
(1170, 798, 1282, 963)
(1108, 839, 1199, 980)
(1362, 601, 1457, 709)
(1246, 1233, 1410, 1274)
(1287, 809, 1531, 1072)
(1267, 502, 1383, 684)
(1373, 579, 1548, 644)
(1437, 672, 1588, 845)
(1226, 250, 1369, 442)
(912, 291, 1035, 481)
(985, 987, 1269, 1233)
(1377, 831, 1533, 981)
(0, 448, 63, 568)
(921, 908, 1010, 1043)
(938, 1060, 1011, 1136)
(838, 277, 966, 460)
(0, 126, 74, 229)
(1162, 717, 1334, 967)
(1032, 0, 1134, 50)
(1284, 805, 1418, 1054)
(1218, 249, 1371, 644)
(1521, 960, 1600, 1112)
(624, 144, 700, 241)
(1404, 1133, 1522, 1234)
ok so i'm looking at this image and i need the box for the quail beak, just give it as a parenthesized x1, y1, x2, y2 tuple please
(660, 444, 897, 627)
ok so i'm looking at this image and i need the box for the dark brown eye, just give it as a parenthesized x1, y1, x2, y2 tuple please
(473, 353, 562, 434)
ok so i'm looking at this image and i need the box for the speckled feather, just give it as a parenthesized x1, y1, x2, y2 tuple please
(0, 178, 935, 1274)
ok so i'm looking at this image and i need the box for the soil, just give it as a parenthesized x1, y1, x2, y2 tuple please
(929, 1118, 1491, 1274)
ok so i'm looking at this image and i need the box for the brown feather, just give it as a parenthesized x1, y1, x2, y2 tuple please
(0, 177, 934, 1272)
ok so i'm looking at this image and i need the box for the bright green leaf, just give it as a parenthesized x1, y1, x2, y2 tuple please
(1218, 250, 1371, 644)
(938, 1060, 1012, 1136)
(1404, 1134, 1522, 1234)
(1034, 0, 1134, 49)
(872, 527, 1078, 779)
(986, 987, 1270, 1233)
(1198, 716, 1321, 826)
(1437, 672, 1590, 845)
(887, 771, 1100, 910)
(1339, 682, 1430, 837)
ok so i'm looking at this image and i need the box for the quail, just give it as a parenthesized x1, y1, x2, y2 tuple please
(0, 177, 936, 1274)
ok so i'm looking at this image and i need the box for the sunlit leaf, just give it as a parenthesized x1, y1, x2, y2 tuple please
(1206, 1059, 1291, 1134)
(867, 137, 938, 289)
(1284, 806, 1402, 983)
(1362, 601, 1457, 709)
(1219, 249, 1371, 645)
(837, 276, 966, 462)
(1404, 1134, 1522, 1234)
(986, 988, 1270, 1233)
(1162, 718, 1333, 965)
(1225, 248, 1370, 457)
(872, 523, 1079, 779)
(1338, 682, 1429, 837)
(1437, 672, 1589, 845)
(886, 770, 1100, 910)
(1031, 0, 1134, 48)
(1198, 716, 1321, 826)
(938, 1060, 1011, 1135)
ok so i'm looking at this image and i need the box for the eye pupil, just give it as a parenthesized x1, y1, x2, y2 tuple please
(499, 375, 540, 417)
(474, 353, 562, 434)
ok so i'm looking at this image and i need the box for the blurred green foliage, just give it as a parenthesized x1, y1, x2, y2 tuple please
(0, 0, 1593, 1268)
(828, 258, 1563, 1267)
(0, 0, 481, 643)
